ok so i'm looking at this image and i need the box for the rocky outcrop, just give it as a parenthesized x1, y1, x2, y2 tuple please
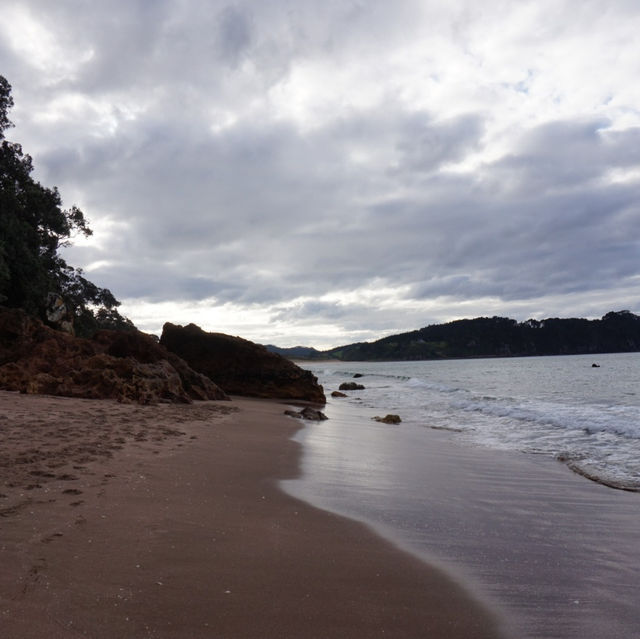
(160, 322, 326, 403)
(0, 308, 228, 404)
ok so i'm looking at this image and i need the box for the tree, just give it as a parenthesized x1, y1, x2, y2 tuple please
(0, 75, 134, 335)
(0, 75, 13, 137)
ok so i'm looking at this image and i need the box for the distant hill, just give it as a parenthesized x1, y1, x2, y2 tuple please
(325, 311, 640, 361)
(264, 345, 326, 359)
(268, 311, 640, 361)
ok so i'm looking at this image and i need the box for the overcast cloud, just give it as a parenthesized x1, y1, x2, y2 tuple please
(2, 0, 639, 348)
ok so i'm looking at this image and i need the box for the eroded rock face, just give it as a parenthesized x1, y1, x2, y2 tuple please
(160, 322, 326, 403)
(0, 308, 228, 404)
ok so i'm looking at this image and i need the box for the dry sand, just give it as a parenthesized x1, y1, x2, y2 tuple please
(0, 391, 508, 638)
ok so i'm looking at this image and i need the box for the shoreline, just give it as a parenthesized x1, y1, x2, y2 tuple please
(285, 396, 640, 639)
(0, 391, 508, 638)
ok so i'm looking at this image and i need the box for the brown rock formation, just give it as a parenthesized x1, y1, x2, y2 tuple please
(0, 308, 228, 404)
(160, 322, 326, 403)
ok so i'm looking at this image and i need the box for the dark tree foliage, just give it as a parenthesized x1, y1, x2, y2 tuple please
(0, 75, 134, 335)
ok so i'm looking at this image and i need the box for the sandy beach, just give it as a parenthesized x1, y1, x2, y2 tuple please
(0, 391, 507, 638)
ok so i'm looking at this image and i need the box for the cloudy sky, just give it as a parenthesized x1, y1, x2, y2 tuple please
(2, 0, 639, 348)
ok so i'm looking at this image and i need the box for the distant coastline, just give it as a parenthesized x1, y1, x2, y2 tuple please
(268, 310, 640, 361)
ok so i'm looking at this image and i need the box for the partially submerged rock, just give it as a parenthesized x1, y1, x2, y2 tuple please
(284, 407, 328, 421)
(0, 308, 228, 404)
(331, 390, 347, 398)
(161, 322, 326, 403)
(339, 382, 365, 391)
(373, 414, 402, 424)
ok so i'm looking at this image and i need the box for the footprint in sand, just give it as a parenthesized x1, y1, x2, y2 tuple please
(30, 470, 56, 478)
(41, 532, 63, 544)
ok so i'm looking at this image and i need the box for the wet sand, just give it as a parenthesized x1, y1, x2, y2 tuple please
(0, 391, 507, 638)
(284, 399, 640, 639)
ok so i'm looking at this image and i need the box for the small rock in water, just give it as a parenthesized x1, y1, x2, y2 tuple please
(331, 390, 347, 398)
(372, 414, 402, 424)
(339, 382, 365, 391)
(284, 407, 328, 421)
(352, 373, 364, 378)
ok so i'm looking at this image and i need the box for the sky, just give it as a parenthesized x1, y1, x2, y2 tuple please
(1, 0, 639, 349)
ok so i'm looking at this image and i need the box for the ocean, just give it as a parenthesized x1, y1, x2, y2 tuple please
(283, 353, 640, 639)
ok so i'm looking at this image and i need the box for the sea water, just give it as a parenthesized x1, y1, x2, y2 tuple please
(307, 352, 640, 490)
(283, 353, 640, 639)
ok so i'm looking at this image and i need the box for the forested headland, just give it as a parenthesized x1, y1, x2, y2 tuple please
(313, 312, 640, 361)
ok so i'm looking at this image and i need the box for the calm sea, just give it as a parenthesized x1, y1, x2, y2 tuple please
(308, 352, 640, 490)
(284, 353, 640, 639)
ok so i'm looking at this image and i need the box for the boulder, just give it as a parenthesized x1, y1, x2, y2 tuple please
(352, 373, 364, 378)
(331, 390, 347, 398)
(0, 307, 228, 404)
(339, 382, 365, 391)
(160, 322, 326, 403)
(284, 407, 328, 421)
(373, 414, 402, 424)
